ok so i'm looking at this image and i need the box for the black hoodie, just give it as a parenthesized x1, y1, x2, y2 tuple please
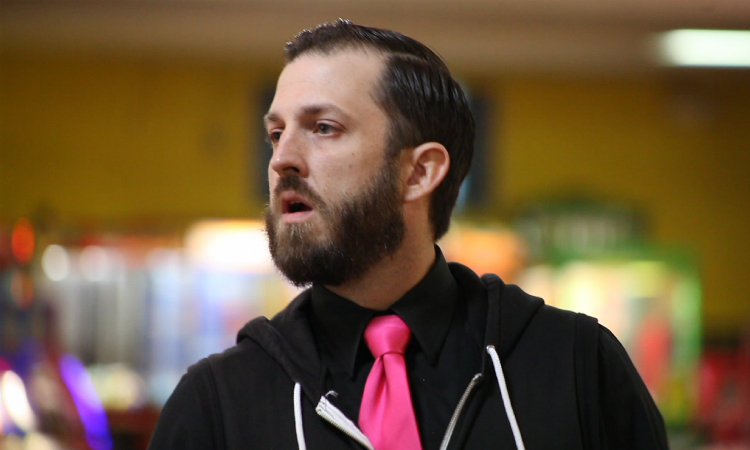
(149, 263, 668, 449)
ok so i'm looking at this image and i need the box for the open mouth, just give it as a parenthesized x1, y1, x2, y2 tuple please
(281, 193, 314, 217)
(285, 200, 312, 214)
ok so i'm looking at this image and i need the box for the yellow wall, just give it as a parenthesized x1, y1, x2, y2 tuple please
(1, 53, 749, 336)
(0, 54, 270, 225)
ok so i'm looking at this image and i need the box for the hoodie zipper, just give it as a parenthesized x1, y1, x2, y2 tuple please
(315, 396, 374, 450)
(316, 375, 481, 450)
(439, 373, 483, 450)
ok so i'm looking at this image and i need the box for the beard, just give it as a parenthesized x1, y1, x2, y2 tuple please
(264, 157, 405, 288)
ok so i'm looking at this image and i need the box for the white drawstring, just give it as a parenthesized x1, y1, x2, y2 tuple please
(296, 350, 524, 450)
(294, 383, 307, 450)
(486, 345, 526, 450)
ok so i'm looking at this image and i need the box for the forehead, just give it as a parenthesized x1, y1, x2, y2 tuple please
(269, 49, 386, 119)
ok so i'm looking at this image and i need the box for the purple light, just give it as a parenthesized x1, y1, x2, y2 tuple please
(58, 354, 113, 450)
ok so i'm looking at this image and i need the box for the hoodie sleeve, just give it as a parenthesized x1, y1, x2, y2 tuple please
(598, 326, 669, 450)
(148, 359, 225, 450)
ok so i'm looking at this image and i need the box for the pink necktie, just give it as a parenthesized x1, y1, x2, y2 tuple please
(359, 315, 423, 450)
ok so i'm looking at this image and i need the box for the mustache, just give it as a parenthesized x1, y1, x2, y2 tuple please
(274, 175, 325, 209)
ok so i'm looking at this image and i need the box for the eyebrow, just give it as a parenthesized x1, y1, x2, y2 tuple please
(263, 103, 351, 127)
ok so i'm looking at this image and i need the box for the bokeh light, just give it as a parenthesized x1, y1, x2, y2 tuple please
(0, 370, 37, 432)
(41, 245, 70, 282)
(80, 246, 111, 282)
(10, 219, 34, 265)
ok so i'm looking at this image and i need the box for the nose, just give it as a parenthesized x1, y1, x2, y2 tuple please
(269, 129, 308, 178)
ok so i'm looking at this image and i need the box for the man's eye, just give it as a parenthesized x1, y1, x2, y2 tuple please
(268, 130, 282, 143)
(316, 123, 336, 135)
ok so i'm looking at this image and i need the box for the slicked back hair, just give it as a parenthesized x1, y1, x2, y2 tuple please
(285, 19, 475, 241)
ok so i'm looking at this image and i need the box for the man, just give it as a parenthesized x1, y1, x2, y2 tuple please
(150, 20, 668, 450)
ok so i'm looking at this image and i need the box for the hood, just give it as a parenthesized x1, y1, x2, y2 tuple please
(236, 263, 545, 396)
(236, 289, 325, 402)
(448, 262, 545, 362)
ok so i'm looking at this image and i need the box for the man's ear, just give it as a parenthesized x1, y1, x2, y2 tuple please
(401, 142, 450, 203)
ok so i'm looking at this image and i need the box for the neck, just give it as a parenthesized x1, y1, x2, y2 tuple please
(324, 237, 436, 310)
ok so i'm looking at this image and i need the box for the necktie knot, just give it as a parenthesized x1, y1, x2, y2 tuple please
(364, 315, 411, 358)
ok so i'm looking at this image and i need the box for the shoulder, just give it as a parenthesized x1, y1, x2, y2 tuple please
(596, 324, 656, 407)
(148, 358, 225, 449)
(198, 337, 298, 405)
(210, 326, 282, 373)
(596, 325, 669, 449)
(149, 337, 298, 450)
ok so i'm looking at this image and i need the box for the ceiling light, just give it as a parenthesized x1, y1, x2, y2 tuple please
(658, 29, 750, 67)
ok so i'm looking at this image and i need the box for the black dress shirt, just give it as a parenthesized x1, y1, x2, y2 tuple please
(309, 247, 485, 449)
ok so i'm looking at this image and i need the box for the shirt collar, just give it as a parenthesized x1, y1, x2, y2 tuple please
(310, 246, 458, 378)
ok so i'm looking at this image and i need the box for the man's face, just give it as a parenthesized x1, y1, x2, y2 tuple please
(264, 50, 405, 287)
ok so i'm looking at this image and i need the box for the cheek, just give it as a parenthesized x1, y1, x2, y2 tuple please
(311, 136, 387, 195)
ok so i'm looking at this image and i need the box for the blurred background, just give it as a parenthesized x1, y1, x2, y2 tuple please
(1, 0, 750, 449)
